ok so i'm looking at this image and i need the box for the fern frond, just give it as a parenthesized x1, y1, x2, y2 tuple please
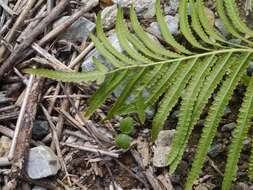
(168, 53, 236, 173)
(222, 76, 253, 190)
(116, 8, 151, 63)
(168, 55, 216, 173)
(84, 70, 129, 117)
(189, 0, 220, 47)
(24, 3, 253, 189)
(155, 0, 192, 54)
(224, 0, 253, 37)
(130, 6, 180, 58)
(151, 58, 198, 141)
(185, 52, 252, 190)
(96, 12, 137, 65)
(23, 68, 106, 83)
(107, 68, 147, 119)
(179, 0, 207, 50)
(216, 0, 253, 47)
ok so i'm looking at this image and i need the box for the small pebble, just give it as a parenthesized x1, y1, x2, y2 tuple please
(221, 122, 236, 132)
(32, 120, 49, 140)
(101, 4, 118, 29)
(208, 143, 223, 158)
(153, 130, 175, 167)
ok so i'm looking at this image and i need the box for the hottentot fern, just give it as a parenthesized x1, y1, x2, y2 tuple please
(26, 0, 253, 189)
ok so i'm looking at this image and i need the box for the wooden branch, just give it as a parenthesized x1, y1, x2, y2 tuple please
(0, 0, 69, 80)
(10, 77, 44, 187)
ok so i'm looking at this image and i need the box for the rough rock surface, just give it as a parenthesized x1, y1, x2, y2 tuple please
(153, 130, 175, 167)
(26, 146, 61, 179)
(101, 5, 118, 29)
(53, 16, 95, 43)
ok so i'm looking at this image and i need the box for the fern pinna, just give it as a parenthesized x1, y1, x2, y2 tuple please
(26, 0, 253, 189)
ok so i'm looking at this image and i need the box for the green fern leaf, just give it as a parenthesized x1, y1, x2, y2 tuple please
(130, 6, 181, 58)
(179, 0, 208, 50)
(96, 12, 137, 65)
(196, 0, 225, 42)
(168, 55, 216, 173)
(222, 76, 253, 190)
(116, 8, 152, 63)
(85, 70, 129, 117)
(155, 0, 192, 54)
(151, 58, 198, 141)
(224, 0, 253, 37)
(189, 0, 222, 48)
(216, 0, 253, 47)
(168, 53, 236, 174)
(107, 68, 147, 119)
(24, 68, 105, 83)
(185, 52, 252, 190)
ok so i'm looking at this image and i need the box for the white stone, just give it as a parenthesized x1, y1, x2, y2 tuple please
(26, 146, 61, 179)
(153, 130, 175, 167)
(155, 130, 176, 147)
(101, 5, 118, 29)
(215, 19, 229, 37)
(153, 146, 171, 167)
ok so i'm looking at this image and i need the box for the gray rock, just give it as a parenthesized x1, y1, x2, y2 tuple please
(155, 130, 176, 147)
(153, 130, 175, 167)
(147, 14, 179, 37)
(171, 110, 180, 119)
(53, 16, 95, 43)
(221, 122, 236, 132)
(215, 19, 229, 37)
(153, 146, 171, 167)
(101, 5, 118, 29)
(26, 146, 61, 179)
(224, 106, 232, 116)
(164, 0, 179, 15)
(112, 0, 156, 18)
(32, 186, 47, 190)
(208, 143, 223, 158)
(32, 120, 49, 140)
(243, 138, 250, 145)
